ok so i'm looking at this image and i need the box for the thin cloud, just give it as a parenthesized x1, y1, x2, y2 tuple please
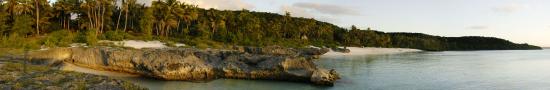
(279, 2, 357, 24)
(293, 2, 360, 16)
(137, 0, 254, 10)
(467, 25, 489, 30)
(280, 5, 341, 24)
(492, 3, 528, 13)
(280, 5, 315, 18)
(179, 0, 254, 10)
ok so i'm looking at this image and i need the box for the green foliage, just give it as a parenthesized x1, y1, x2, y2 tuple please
(140, 7, 155, 40)
(73, 31, 88, 43)
(445, 36, 542, 50)
(0, 10, 8, 36)
(102, 30, 130, 41)
(164, 40, 176, 47)
(388, 33, 446, 51)
(85, 29, 98, 46)
(11, 15, 34, 36)
(187, 39, 224, 49)
(196, 43, 209, 49)
(43, 30, 75, 47)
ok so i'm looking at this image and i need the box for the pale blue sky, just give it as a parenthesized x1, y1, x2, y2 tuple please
(59, 0, 550, 47)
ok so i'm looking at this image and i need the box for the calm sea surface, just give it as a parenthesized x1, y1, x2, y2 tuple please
(111, 49, 550, 90)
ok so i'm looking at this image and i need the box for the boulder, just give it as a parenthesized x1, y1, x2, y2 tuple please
(311, 69, 340, 86)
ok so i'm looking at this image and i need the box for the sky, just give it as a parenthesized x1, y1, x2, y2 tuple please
(96, 0, 550, 47)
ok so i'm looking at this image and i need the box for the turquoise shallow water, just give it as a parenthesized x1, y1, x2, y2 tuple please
(115, 49, 550, 90)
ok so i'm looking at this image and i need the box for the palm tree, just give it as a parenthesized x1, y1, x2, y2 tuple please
(123, 0, 136, 32)
(34, 0, 39, 35)
(0, 4, 10, 36)
(80, 0, 114, 34)
(53, 0, 73, 30)
(151, 1, 163, 36)
(5, 0, 18, 19)
(115, 0, 123, 31)
(7, 0, 33, 37)
(80, 0, 96, 32)
(15, 0, 33, 15)
(32, 0, 49, 35)
(164, 0, 182, 36)
(152, 0, 178, 37)
(139, 7, 154, 40)
(181, 5, 198, 35)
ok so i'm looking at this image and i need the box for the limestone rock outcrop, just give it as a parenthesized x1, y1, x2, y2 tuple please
(30, 47, 339, 86)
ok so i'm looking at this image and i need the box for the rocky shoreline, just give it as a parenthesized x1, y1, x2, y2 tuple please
(26, 46, 340, 86)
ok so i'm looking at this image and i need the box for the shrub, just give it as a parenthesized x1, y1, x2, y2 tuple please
(43, 30, 75, 47)
(103, 30, 128, 41)
(196, 43, 209, 49)
(210, 43, 223, 49)
(164, 40, 176, 47)
(188, 39, 226, 49)
(85, 29, 98, 46)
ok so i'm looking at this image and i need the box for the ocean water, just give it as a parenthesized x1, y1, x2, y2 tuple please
(91, 49, 550, 90)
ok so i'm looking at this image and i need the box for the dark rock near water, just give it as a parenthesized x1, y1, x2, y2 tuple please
(28, 46, 339, 86)
(331, 47, 351, 53)
(0, 63, 146, 90)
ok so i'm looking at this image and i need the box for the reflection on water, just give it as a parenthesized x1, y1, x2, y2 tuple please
(318, 50, 550, 90)
(63, 50, 550, 90)
(116, 77, 331, 90)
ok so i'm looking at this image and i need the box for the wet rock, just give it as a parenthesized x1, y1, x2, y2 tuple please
(311, 69, 340, 86)
(332, 47, 351, 53)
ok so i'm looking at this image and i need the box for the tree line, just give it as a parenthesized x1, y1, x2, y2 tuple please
(0, 0, 541, 50)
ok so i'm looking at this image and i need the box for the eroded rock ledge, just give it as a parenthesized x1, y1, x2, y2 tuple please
(29, 46, 339, 86)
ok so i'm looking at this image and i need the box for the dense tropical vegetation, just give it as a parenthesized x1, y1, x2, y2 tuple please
(0, 0, 541, 51)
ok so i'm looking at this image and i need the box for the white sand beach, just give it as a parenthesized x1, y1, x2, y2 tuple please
(118, 40, 168, 49)
(323, 47, 422, 56)
(98, 40, 186, 49)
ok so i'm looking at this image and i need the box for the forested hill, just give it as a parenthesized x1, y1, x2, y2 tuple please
(0, 0, 541, 51)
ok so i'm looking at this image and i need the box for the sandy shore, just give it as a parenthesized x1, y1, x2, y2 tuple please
(323, 47, 422, 56)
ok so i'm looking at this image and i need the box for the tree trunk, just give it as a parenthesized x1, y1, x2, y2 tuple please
(185, 21, 190, 35)
(123, 2, 128, 32)
(176, 20, 180, 35)
(100, 3, 105, 33)
(97, 2, 105, 34)
(88, 8, 93, 30)
(35, 0, 40, 35)
(116, 6, 122, 31)
(67, 16, 71, 30)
